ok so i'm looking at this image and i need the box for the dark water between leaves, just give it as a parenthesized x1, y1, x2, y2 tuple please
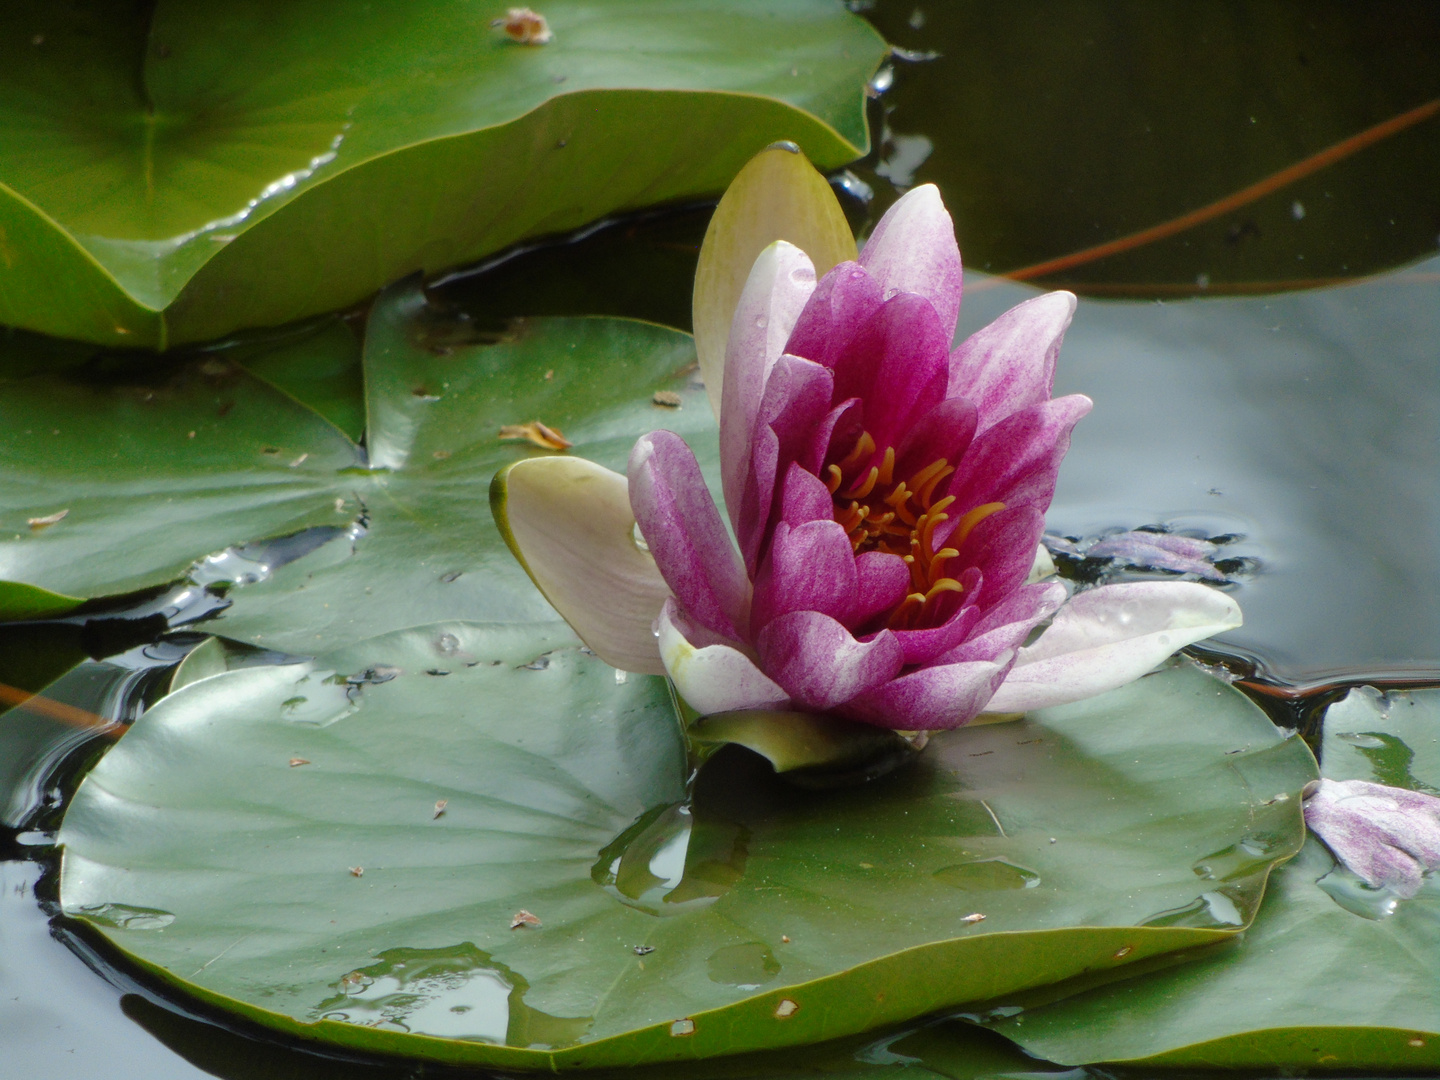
(3, 2, 1439, 1077)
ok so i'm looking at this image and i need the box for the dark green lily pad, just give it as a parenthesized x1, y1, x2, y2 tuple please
(0, 0, 883, 347)
(979, 685, 1440, 1071)
(58, 642, 1312, 1069)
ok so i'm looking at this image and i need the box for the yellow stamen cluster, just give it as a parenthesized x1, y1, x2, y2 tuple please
(826, 429, 1004, 630)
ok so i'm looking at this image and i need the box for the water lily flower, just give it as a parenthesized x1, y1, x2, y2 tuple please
(494, 146, 1241, 730)
(1304, 777, 1440, 898)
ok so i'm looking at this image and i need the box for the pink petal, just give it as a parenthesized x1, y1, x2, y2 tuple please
(826, 292, 950, 454)
(940, 394, 1093, 546)
(948, 292, 1077, 432)
(851, 551, 910, 627)
(953, 505, 1047, 608)
(889, 596, 984, 666)
(841, 658, 1009, 731)
(945, 582, 1068, 664)
(751, 520, 858, 630)
(719, 242, 819, 521)
(893, 396, 978, 484)
(1305, 778, 1440, 898)
(734, 355, 835, 574)
(629, 431, 750, 641)
(985, 581, 1243, 713)
(777, 461, 834, 528)
(859, 184, 963, 342)
(657, 599, 789, 715)
(756, 611, 904, 711)
(784, 261, 884, 370)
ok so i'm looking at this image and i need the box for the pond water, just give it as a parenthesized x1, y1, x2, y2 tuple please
(3, 2, 1438, 1077)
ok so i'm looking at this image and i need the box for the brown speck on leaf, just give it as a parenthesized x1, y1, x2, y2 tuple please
(27, 509, 68, 530)
(499, 420, 572, 451)
(493, 7, 553, 44)
(774, 999, 799, 1019)
(544, 369, 554, 380)
(511, 909, 541, 929)
(652, 390, 682, 408)
(780, 935, 790, 943)
(961, 912, 986, 924)
(1113, 945, 1133, 958)
(187, 430, 196, 439)
(349, 866, 364, 877)
(261, 446, 280, 455)
(432, 449, 451, 460)
(433, 799, 448, 819)
(1410, 1038, 1427, 1048)
(289, 758, 310, 767)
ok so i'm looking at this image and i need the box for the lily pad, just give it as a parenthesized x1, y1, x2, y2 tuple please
(58, 642, 1312, 1069)
(0, 280, 714, 644)
(0, 0, 884, 347)
(979, 685, 1440, 1071)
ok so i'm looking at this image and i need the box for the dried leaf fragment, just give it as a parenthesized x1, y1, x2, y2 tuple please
(432, 799, 448, 819)
(289, 758, 310, 767)
(349, 866, 364, 877)
(651, 390, 682, 408)
(493, 7, 553, 44)
(498, 420, 572, 451)
(510, 909, 541, 929)
(27, 509, 68, 530)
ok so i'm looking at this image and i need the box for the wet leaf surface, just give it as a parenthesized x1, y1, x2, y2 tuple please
(981, 685, 1440, 1069)
(0, 0, 883, 346)
(57, 647, 1311, 1068)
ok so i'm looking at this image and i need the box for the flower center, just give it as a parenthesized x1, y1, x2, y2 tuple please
(825, 430, 1004, 630)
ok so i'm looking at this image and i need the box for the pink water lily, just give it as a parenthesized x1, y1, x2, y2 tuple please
(494, 148, 1241, 730)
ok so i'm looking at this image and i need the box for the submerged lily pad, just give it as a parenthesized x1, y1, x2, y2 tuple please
(980, 685, 1440, 1070)
(58, 641, 1312, 1069)
(0, 0, 883, 347)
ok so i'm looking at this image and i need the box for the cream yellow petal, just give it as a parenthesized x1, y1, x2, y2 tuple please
(491, 456, 668, 674)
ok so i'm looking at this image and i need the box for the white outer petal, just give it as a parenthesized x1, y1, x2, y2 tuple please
(985, 582, 1242, 713)
(718, 242, 816, 517)
(657, 603, 790, 715)
(498, 456, 669, 675)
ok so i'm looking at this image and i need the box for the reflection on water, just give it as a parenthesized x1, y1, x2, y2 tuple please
(310, 943, 591, 1047)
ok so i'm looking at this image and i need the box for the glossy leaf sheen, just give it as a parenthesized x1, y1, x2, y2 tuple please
(983, 686, 1440, 1070)
(0, 0, 884, 346)
(59, 652, 1311, 1068)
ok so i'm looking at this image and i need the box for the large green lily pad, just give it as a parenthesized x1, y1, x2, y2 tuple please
(0, 0, 883, 347)
(0, 280, 715, 642)
(979, 685, 1440, 1071)
(58, 640, 1313, 1069)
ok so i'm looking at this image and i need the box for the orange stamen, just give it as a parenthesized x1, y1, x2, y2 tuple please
(841, 466, 880, 500)
(954, 501, 1007, 546)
